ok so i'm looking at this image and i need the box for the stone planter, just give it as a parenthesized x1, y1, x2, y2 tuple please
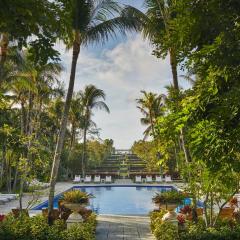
(162, 203, 178, 226)
(64, 203, 86, 229)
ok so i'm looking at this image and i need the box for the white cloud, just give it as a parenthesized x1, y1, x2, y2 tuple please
(56, 34, 173, 148)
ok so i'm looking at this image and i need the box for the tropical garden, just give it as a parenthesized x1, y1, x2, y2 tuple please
(1, 0, 240, 239)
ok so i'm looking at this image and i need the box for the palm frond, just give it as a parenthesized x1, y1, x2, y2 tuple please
(92, 101, 110, 113)
(83, 6, 143, 46)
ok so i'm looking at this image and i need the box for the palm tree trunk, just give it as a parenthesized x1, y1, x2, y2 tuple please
(48, 33, 80, 223)
(0, 33, 9, 85)
(0, 141, 6, 189)
(169, 48, 179, 90)
(81, 126, 87, 178)
(169, 48, 192, 164)
(19, 91, 33, 210)
(180, 128, 192, 163)
(13, 162, 19, 192)
(149, 110, 155, 139)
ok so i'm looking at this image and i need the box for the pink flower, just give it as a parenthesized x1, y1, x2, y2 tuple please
(0, 215, 5, 222)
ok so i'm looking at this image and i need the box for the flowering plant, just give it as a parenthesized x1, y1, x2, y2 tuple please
(229, 197, 238, 208)
(180, 205, 192, 214)
(0, 214, 5, 222)
(177, 214, 185, 225)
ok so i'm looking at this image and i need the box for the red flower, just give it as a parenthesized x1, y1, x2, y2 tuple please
(229, 197, 238, 208)
(180, 205, 192, 214)
(177, 214, 185, 224)
(0, 215, 5, 222)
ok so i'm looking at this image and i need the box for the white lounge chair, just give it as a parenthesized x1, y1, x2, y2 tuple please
(73, 175, 81, 183)
(146, 175, 153, 183)
(155, 176, 163, 183)
(94, 175, 101, 183)
(0, 197, 10, 203)
(29, 179, 50, 188)
(84, 175, 92, 183)
(0, 194, 16, 200)
(105, 175, 112, 183)
(165, 175, 173, 182)
(135, 175, 142, 183)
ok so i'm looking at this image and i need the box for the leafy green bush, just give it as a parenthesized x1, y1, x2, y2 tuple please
(0, 213, 96, 240)
(152, 191, 185, 206)
(61, 190, 92, 204)
(179, 220, 240, 240)
(154, 221, 179, 240)
(149, 210, 167, 232)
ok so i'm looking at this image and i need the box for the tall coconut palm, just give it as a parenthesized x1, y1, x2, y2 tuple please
(48, 0, 141, 220)
(122, 0, 179, 89)
(136, 90, 164, 140)
(79, 85, 109, 177)
(127, 0, 193, 163)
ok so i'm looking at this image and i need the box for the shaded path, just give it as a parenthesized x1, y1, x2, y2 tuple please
(96, 215, 155, 240)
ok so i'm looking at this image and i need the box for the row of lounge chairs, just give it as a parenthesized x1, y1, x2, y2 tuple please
(0, 193, 18, 205)
(73, 175, 112, 183)
(28, 179, 50, 189)
(135, 175, 173, 183)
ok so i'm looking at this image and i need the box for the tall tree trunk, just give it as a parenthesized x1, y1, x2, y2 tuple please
(0, 33, 9, 85)
(169, 48, 179, 90)
(180, 128, 192, 163)
(48, 33, 80, 223)
(169, 48, 192, 165)
(13, 162, 19, 192)
(0, 141, 6, 189)
(149, 110, 155, 139)
(19, 90, 34, 210)
(7, 160, 11, 193)
(81, 126, 87, 178)
(19, 102, 26, 210)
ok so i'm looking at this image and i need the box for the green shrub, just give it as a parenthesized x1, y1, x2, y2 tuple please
(179, 221, 240, 240)
(152, 191, 185, 206)
(154, 221, 179, 240)
(61, 190, 92, 204)
(149, 210, 167, 232)
(0, 213, 96, 240)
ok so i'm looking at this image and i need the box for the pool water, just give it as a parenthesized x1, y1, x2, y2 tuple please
(33, 185, 193, 215)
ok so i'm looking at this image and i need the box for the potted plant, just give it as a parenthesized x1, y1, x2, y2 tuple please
(152, 191, 185, 223)
(61, 190, 93, 225)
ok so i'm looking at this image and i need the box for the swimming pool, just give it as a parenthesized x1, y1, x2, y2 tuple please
(33, 185, 179, 215)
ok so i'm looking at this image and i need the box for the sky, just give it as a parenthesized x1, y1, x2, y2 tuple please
(55, 0, 186, 149)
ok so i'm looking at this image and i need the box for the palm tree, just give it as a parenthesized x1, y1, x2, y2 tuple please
(48, 0, 141, 220)
(68, 93, 83, 150)
(136, 90, 164, 140)
(79, 85, 109, 177)
(129, 0, 193, 163)
(123, 0, 179, 89)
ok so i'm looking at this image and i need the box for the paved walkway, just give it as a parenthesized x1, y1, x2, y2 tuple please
(96, 215, 155, 240)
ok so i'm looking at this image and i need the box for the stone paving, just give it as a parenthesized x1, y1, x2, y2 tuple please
(96, 215, 155, 240)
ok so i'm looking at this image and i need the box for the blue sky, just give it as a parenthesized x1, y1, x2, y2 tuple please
(56, 0, 187, 149)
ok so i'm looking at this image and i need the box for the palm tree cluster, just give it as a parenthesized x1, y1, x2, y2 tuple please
(0, 49, 110, 208)
(136, 90, 164, 140)
(1, 0, 144, 221)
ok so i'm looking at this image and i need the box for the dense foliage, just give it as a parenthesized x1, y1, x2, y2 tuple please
(0, 51, 114, 193)
(0, 214, 96, 240)
(150, 211, 240, 240)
